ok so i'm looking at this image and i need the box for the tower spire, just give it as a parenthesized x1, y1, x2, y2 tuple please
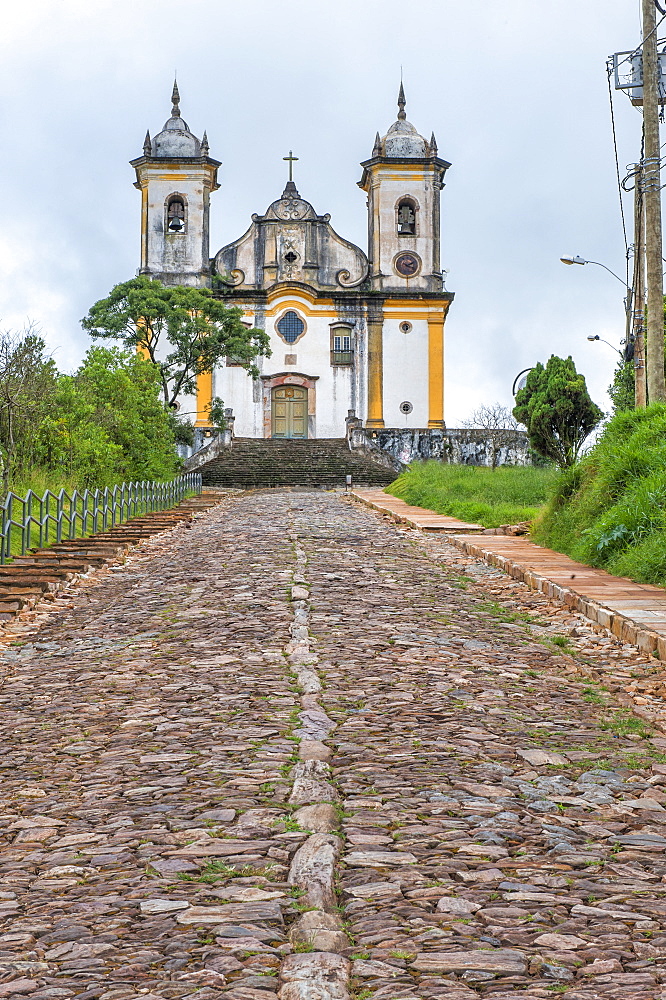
(171, 80, 181, 117)
(143, 130, 152, 156)
(397, 82, 406, 121)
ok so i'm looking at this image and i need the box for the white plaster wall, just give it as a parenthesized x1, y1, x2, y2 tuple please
(217, 364, 263, 437)
(371, 167, 438, 290)
(213, 301, 359, 438)
(382, 318, 430, 428)
(141, 166, 210, 280)
(176, 389, 198, 425)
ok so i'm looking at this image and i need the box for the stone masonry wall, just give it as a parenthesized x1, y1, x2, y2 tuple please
(347, 421, 531, 469)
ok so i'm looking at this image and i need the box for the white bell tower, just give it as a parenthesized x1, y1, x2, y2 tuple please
(130, 83, 220, 287)
(359, 85, 450, 293)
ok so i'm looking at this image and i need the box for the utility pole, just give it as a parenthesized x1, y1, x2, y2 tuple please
(633, 163, 647, 406)
(642, 0, 665, 401)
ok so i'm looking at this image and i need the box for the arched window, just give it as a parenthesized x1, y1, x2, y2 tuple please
(397, 198, 417, 236)
(276, 310, 306, 344)
(166, 195, 186, 233)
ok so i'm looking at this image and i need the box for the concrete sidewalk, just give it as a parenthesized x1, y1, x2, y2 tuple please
(352, 488, 666, 663)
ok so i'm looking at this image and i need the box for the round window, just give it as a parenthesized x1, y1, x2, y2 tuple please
(400, 321, 412, 334)
(400, 401, 413, 415)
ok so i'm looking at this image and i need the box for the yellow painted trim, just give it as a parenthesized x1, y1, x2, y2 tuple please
(265, 301, 337, 318)
(366, 318, 384, 428)
(383, 298, 452, 310)
(265, 284, 322, 305)
(427, 315, 445, 428)
(195, 370, 213, 427)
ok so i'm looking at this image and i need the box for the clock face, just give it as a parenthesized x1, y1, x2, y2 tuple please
(395, 252, 420, 277)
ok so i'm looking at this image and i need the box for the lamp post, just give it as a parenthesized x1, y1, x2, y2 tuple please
(560, 255, 628, 287)
(586, 334, 625, 359)
(560, 255, 645, 406)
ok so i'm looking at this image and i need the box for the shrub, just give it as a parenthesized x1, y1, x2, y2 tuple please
(534, 403, 666, 584)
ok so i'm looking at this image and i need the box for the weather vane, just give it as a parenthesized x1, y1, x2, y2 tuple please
(283, 150, 299, 183)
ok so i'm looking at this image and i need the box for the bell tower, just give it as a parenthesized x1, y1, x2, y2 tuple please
(358, 85, 450, 293)
(130, 83, 220, 287)
(358, 88, 453, 432)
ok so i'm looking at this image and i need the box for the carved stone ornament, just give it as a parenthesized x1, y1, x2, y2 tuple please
(216, 268, 245, 286)
(274, 198, 311, 221)
(336, 268, 366, 288)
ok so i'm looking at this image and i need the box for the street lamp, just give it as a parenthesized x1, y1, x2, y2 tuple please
(586, 334, 625, 359)
(560, 255, 628, 288)
(560, 253, 639, 375)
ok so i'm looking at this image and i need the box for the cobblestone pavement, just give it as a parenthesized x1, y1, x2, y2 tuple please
(2, 491, 666, 1000)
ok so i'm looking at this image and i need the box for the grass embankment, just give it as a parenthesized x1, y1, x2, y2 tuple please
(386, 463, 558, 528)
(533, 404, 666, 587)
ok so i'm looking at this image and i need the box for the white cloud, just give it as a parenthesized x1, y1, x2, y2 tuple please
(0, 0, 645, 419)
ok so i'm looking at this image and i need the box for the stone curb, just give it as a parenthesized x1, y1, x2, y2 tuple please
(349, 491, 666, 665)
(450, 534, 666, 659)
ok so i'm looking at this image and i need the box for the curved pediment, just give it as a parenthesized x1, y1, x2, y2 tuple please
(213, 183, 368, 292)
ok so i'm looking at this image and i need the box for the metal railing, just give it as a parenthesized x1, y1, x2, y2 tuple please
(0, 472, 202, 563)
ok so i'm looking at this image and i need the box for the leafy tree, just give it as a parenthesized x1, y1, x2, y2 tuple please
(608, 358, 635, 415)
(81, 277, 271, 407)
(463, 402, 524, 469)
(38, 347, 180, 488)
(206, 396, 227, 431)
(169, 415, 195, 447)
(0, 327, 59, 491)
(513, 355, 603, 467)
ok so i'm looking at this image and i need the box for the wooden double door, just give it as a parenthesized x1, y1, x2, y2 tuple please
(272, 385, 307, 438)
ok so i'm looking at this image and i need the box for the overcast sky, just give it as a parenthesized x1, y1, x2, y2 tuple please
(0, 0, 648, 424)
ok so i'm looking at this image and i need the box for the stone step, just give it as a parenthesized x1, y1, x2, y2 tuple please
(199, 438, 397, 489)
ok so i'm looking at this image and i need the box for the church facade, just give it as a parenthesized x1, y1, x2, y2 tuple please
(131, 85, 454, 440)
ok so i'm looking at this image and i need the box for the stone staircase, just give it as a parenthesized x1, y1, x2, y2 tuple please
(200, 438, 398, 489)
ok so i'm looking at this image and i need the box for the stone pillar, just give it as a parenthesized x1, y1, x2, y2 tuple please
(427, 312, 445, 429)
(140, 184, 149, 274)
(195, 370, 213, 427)
(366, 303, 385, 428)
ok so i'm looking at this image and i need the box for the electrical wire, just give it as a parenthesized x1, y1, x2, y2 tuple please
(614, 11, 666, 72)
(607, 61, 630, 282)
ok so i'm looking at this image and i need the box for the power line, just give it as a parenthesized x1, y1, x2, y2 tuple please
(607, 60, 630, 283)
(614, 11, 666, 71)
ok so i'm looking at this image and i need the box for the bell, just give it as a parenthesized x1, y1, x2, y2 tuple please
(168, 216, 184, 232)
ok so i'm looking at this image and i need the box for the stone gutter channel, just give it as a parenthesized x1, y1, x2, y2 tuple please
(277, 528, 351, 1000)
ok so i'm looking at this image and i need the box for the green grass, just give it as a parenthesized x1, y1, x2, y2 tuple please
(385, 462, 557, 528)
(533, 404, 666, 586)
(600, 709, 652, 739)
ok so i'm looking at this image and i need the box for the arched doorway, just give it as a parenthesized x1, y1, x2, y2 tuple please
(272, 385, 308, 438)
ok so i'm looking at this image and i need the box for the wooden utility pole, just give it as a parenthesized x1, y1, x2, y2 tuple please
(633, 164, 647, 406)
(642, 0, 665, 401)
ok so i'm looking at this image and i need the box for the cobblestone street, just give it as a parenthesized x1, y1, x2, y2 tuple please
(2, 491, 666, 1000)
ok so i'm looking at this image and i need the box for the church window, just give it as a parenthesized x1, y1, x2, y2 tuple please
(276, 310, 306, 345)
(397, 199, 417, 236)
(284, 251, 298, 264)
(166, 195, 186, 233)
(330, 326, 353, 365)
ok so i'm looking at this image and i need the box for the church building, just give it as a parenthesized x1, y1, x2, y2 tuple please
(131, 84, 454, 440)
